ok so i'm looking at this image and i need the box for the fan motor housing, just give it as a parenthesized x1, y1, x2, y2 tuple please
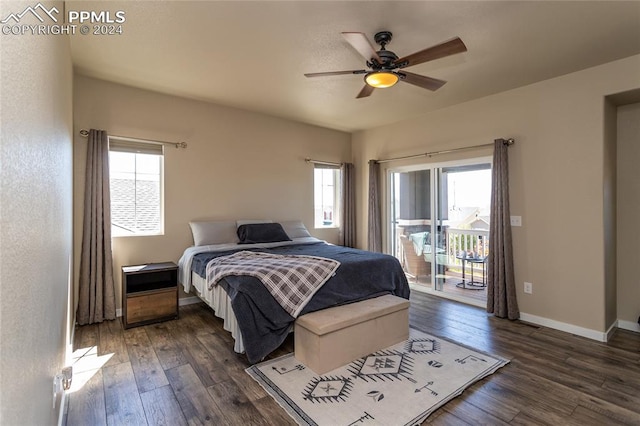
(371, 31, 398, 69)
(376, 50, 398, 67)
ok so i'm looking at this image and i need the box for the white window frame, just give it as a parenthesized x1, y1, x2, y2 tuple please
(108, 137, 165, 237)
(313, 165, 341, 229)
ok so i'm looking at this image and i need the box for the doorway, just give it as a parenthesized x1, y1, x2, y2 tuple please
(389, 159, 492, 304)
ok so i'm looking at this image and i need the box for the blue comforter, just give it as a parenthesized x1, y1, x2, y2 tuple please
(192, 241, 410, 363)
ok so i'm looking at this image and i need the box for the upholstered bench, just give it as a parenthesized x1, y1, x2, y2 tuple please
(294, 294, 410, 374)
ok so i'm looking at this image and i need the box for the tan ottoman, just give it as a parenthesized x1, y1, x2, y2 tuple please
(294, 294, 410, 375)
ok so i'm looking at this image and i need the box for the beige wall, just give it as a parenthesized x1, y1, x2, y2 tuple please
(603, 99, 617, 330)
(353, 55, 640, 334)
(616, 102, 640, 329)
(0, 1, 74, 423)
(73, 76, 351, 309)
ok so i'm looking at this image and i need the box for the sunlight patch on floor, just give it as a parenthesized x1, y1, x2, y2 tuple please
(67, 346, 113, 393)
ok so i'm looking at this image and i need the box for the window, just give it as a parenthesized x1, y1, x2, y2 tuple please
(314, 165, 341, 228)
(109, 138, 164, 237)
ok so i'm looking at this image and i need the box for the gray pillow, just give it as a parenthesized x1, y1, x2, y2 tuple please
(280, 220, 312, 239)
(189, 221, 239, 246)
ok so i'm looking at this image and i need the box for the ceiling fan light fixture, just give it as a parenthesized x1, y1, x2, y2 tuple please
(364, 71, 399, 88)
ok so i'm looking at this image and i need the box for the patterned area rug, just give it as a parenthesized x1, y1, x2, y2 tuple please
(246, 328, 508, 426)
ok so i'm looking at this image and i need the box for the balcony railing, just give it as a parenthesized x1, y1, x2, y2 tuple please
(445, 228, 489, 273)
(396, 226, 490, 278)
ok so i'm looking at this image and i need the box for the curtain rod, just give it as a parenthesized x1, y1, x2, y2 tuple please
(375, 138, 514, 164)
(305, 158, 343, 167)
(79, 129, 187, 149)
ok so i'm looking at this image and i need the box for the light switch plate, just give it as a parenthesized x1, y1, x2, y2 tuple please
(510, 216, 522, 227)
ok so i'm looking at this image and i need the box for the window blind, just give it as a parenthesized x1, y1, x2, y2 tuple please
(314, 163, 340, 170)
(109, 138, 164, 155)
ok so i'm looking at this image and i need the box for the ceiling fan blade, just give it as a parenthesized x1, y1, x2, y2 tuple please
(356, 84, 375, 98)
(304, 70, 367, 78)
(342, 32, 382, 63)
(400, 71, 447, 91)
(395, 37, 467, 68)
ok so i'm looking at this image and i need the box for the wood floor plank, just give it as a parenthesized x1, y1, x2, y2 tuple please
(571, 404, 635, 426)
(507, 350, 605, 389)
(74, 322, 99, 350)
(167, 321, 232, 386)
(144, 322, 188, 370)
(198, 333, 266, 401)
(102, 362, 147, 425)
(98, 318, 129, 367)
(251, 396, 297, 425)
(229, 364, 269, 402)
(187, 303, 236, 344)
(425, 410, 473, 426)
(207, 379, 269, 425)
(140, 385, 188, 426)
(65, 369, 107, 426)
(566, 352, 640, 381)
(608, 329, 640, 353)
(123, 327, 170, 393)
(475, 376, 572, 419)
(533, 328, 640, 364)
(498, 365, 580, 414)
(165, 363, 226, 425)
(440, 395, 511, 425)
(460, 385, 520, 423)
(577, 392, 640, 425)
(602, 377, 640, 398)
(509, 410, 580, 426)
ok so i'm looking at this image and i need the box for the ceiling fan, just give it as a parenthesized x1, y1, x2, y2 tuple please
(304, 31, 467, 98)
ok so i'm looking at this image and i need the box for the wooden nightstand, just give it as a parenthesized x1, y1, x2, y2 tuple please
(122, 262, 178, 329)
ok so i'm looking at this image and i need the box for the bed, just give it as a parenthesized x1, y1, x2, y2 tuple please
(178, 220, 410, 363)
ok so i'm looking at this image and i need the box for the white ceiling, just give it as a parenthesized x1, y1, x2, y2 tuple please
(69, 1, 640, 132)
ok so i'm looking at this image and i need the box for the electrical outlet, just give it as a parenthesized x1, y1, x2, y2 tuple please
(524, 282, 533, 294)
(510, 216, 522, 227)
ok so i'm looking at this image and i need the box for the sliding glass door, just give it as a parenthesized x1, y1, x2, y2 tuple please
(389, 159, 492, 303)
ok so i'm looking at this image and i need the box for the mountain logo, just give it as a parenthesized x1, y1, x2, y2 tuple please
(1, 3, 59, 24)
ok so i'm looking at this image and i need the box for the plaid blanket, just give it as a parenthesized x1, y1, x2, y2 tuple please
(205, 251, 341, 317)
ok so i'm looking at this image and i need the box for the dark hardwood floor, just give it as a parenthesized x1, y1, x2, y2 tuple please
(64, 292, 640, 425)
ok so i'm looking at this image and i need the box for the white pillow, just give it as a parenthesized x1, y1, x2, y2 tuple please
(280, 220, 312, 239)
(189, 221, 239, 246)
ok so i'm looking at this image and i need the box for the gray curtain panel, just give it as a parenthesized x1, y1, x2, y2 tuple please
(77, 129, 117, 325)
(487, 139, 519, 319)
(340, 163, 356, 248)
(368, 160, 382, 252)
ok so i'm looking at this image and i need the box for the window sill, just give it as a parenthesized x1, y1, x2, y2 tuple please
(112, 232, 164, 238)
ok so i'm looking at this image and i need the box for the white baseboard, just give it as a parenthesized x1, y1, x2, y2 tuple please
(519, 313, 640, 341)
(115, 296, 201, 318)
(519, 312, 608, 342)
(617, 319, 640, 333)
